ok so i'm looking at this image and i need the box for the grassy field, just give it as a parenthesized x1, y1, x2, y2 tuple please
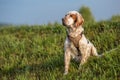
(0, 21, 120, 80)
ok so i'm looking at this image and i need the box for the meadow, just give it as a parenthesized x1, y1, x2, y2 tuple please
(0, 21, 120, 80)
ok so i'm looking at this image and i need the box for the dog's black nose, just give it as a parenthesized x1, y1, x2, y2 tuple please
(62, 18, 64, 21)
(62, 18, 65, 26)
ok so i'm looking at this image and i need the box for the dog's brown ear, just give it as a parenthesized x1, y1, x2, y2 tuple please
(75, 13, 84, 27)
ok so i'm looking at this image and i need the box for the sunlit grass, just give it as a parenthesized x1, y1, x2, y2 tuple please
(0, 22, 120, 80)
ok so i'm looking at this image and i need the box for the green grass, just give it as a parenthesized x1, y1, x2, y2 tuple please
(0, 22, 120, 80)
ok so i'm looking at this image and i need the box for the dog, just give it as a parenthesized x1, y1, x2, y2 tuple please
(62, 11, 99, 75)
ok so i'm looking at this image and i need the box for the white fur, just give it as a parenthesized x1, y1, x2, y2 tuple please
(67, 11, 80, 15)
(62, 11, 99, 75)
(67, 17, 74, 26)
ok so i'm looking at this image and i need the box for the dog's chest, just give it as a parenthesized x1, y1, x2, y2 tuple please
(68, 34, 82, 48)
(69, 42, 81, 58)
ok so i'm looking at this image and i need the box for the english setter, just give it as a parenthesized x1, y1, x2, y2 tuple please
(62, 11, 99, 75)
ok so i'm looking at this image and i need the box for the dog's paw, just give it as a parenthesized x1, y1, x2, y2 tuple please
(64, 71, 68, 75)
(78, 64, 83, 70)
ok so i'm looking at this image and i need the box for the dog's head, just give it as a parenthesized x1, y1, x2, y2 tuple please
(62, 11, 84, 28)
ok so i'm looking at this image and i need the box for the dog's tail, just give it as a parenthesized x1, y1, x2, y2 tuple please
(98, 45, 120, 57)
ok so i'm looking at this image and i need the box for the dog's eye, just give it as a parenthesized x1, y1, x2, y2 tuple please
(70, 15, 73, 17)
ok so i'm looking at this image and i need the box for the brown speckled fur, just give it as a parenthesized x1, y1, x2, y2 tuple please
(62, 11, 98, 75)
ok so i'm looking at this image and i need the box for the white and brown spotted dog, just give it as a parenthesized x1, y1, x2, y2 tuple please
(62, 11, 99, 75)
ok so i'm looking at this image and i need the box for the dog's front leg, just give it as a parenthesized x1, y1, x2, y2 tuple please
(79, 47, 90, 67)
(64, 48, 71, 75)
